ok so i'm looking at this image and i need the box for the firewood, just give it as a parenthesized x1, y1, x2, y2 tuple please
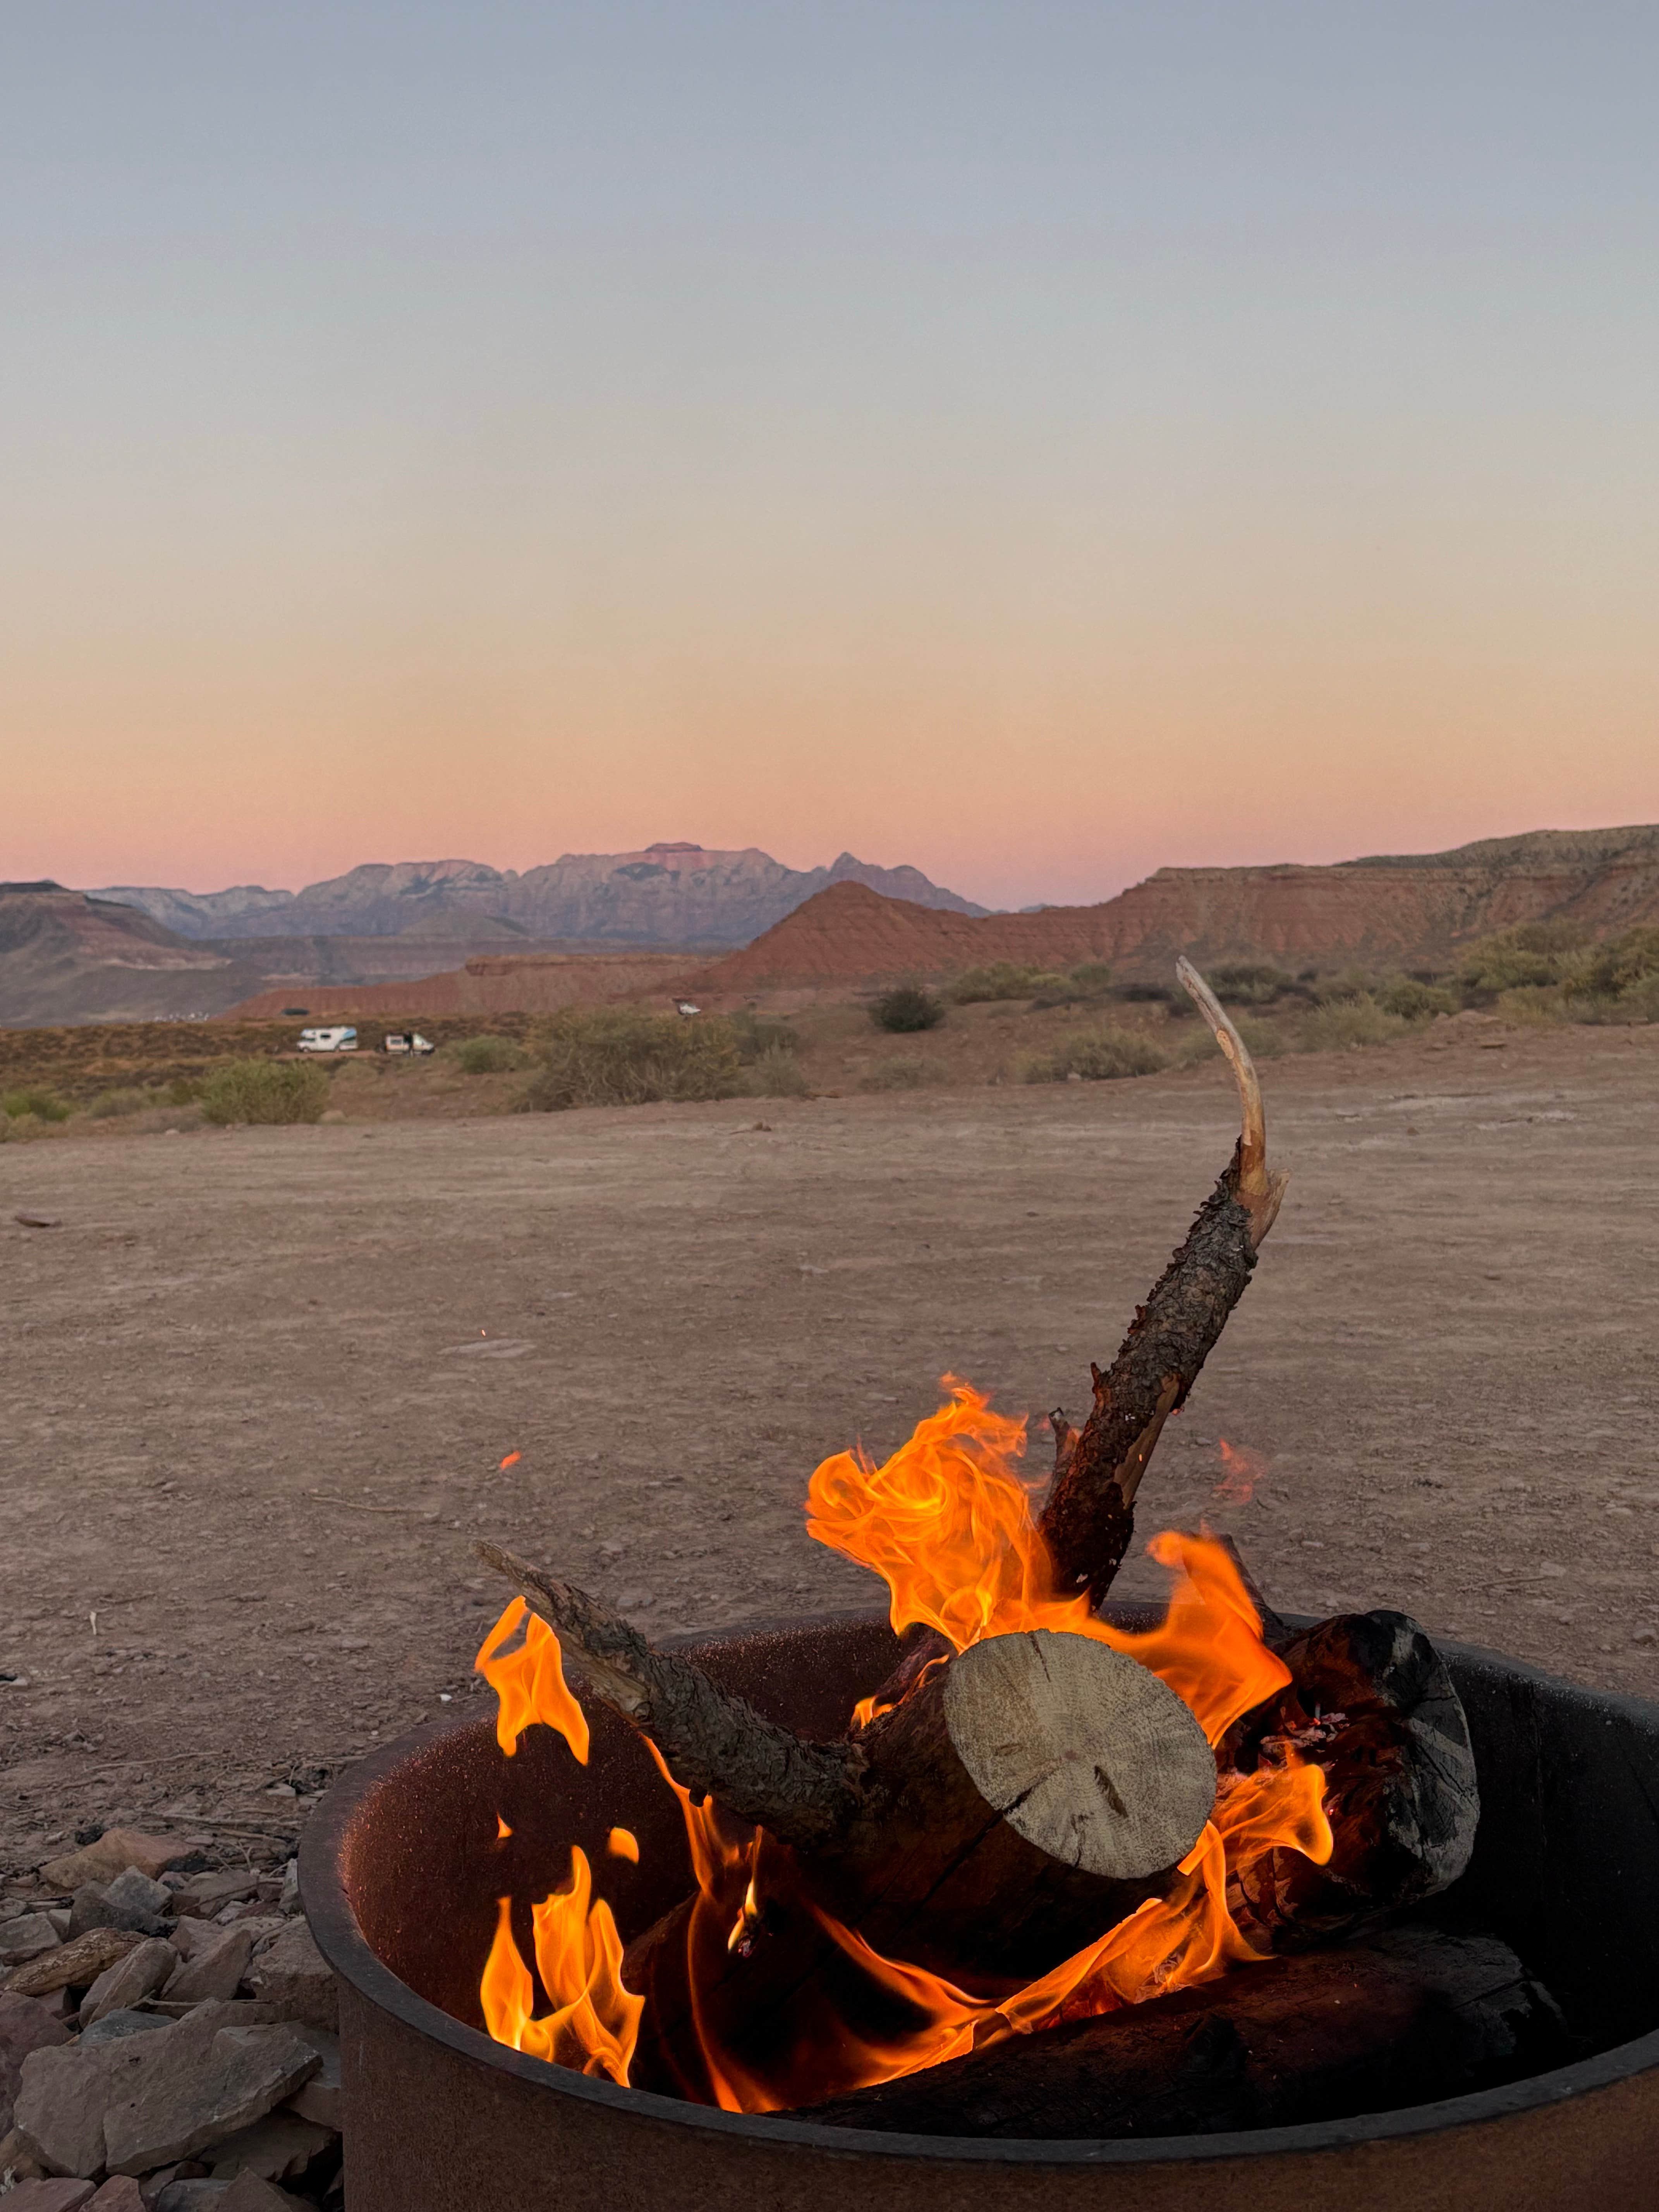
(478, 1541, 1217, 1983)
(1039, 960, 1289, 1609)
(1223, 1610, 1480, 1949)
(793, 1923, 1567, 2138)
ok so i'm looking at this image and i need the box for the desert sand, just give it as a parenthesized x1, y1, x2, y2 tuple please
(1, 1022, 1656, 1872)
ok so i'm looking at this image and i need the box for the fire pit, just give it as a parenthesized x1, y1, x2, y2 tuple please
(303, 1605, 1659, 2210)
(300, 964, 1659, 2205)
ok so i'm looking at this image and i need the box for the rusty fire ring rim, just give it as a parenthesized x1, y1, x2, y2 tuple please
(299, 1602, 1659, 2169)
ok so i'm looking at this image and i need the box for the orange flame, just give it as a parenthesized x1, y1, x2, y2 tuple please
(1214, 1437, 1267, 1505)
(476, 1381, 1332, 2111)
(500, 1450, 522, 1470)
(474, 1596, 589, 1763)
(607, 1826, 640, 1863)
(478, 1850, 643, 2084)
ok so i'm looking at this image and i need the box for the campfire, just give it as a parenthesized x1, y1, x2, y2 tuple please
(464, 959, 1503, 2136)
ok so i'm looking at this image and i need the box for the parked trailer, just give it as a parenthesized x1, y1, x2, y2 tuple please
(297, 1026, 358, 1053)
(384, 1032, 435, 1055)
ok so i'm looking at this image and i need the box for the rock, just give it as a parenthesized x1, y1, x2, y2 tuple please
(88, 2180, 147, 2209)
(67, 1888, 110, 1940)
(221, 2176, 311, 2211)
(150, 2188, 230, 2211)
(46, 1911, 72, 1941)
(281, 2027, 338, 2130)
(241, 1925, 334, 2032)
(40, 1836, 185, 1894)
(102, 2020, 319, 2177)
(275, 1866, 298, 1918)
(81, 1941, 178, 2028)
(12, 2040, 118, 2178)
(0, 2181, 96, 2209)
(0, 1916, 63, 1968)
(7, 1929, 142, 1999)
(137, 2160, 210, 2206)
(168, 1876, 255, 1921)
(0, 2118, 49, 2179)
(2, 1991, 71, 2133)
(80, 2011, 173, 2049)
(168, 1920, 221, 1961)
(207, 2108, 334, 2181)
(13, 1212, 63, 1230)
(97, 1873, 173, 1939)
(163, 1929, 254, 2005)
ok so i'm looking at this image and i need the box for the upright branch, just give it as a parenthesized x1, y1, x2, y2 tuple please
(1038, 958, 1289, 1608)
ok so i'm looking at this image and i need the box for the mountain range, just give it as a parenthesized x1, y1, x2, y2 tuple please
(93, 844, 987, 947)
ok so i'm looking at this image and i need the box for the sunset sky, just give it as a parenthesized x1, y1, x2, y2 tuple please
(4, 2, 1657, 912)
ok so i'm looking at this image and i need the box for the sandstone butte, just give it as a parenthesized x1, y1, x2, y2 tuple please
(215, 823, 1659, 1014)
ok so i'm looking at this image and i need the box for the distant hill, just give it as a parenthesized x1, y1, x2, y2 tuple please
(0, 882, 240, 1026)
(687, 824, 1659, 990)
(93, 844, 988, 946)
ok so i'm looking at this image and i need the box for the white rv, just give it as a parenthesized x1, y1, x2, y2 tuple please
(383, 1032, 435, 1056)
(296, 1026, 358, 1054)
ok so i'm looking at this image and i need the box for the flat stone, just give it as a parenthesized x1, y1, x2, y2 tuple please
(167, 1919, 220, 1961)
(7, 1929, 143, 1999)
(12, 2040, 120, 2179)
(281, 2026, 338, 2130)
(40, 1835, 185, 1894)
(81, 1940, 177, 2028)
(80, 2010, 173, 2049)
(96, 1872, 173, 1939)
(241, 1925, 334, 2032)
(0, 1917, 63, 1968)
(150, 2188, 230, 2212)
(162, 1929, 254, 2006)
(168, 1875, 255, 1920)
(0, 2181, 96, 2210)
(207, 2107, 333, 2181)
(0, 2117, 48, 2178)
(87, 2180, 146, 2209)
(102, 2020, 319, 2177)
(275, 1866, 298, 1918)
(2, 1991, 70, 2135)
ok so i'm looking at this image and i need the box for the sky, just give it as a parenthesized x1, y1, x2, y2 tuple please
(3, 3, 1657, 913)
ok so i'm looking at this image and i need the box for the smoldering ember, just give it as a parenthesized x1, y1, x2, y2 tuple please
(5, 964, 1659, 2212)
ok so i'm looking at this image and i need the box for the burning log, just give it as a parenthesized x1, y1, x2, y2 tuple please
(1039, 958, 1290, 1610)
(1224, 1609, 1480, 1949)
(793, 1923, 1568, 2138)
(475, 1541, 1218, 1984)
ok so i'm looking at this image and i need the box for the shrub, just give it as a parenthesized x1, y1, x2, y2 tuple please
(1209, 963, 1294, 1006)
(948, 962, 1068, 1004)
(0, 1111, 59, 1142)
(871, 986, 945, 1033)
(522, 1009, 743, 1111)
(744, 1043, 810, 1097)
(1571, 926, 1659, 999)
(860, 1054, 949, 1091)
(1029, 962, 1116, 1010)
(1177, 1013, 1284, 1065)
(1299, 996, 1408, 1052)
(1458, 921, 1587, 995)
(2, 1085, 71, 1121)
(451, 1034, 531, 1074)
(1113, 981, 1173, 1004)
(1022, 1027, 1170, 1083)
(165, 1076, 201, 1106)
(200, 1060, 331, 1126)
(729, 1011, 800, 1061)
(1377, 977, 1458, 1022)
(87, 1087, 156, 1119)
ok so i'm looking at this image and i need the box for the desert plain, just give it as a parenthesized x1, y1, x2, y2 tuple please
(1, 1018, 1656, 1876)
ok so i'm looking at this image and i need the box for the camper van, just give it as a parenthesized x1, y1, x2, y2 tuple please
(296, 1026, 358, 1053)
(383, 1032, 435, 1056)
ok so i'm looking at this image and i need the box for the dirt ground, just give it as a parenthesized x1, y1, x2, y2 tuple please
(2, 1019, 1656, 1877)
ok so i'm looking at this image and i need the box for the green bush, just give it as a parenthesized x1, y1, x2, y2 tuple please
(870, 986, 946, 1033)
(744, 1043, 810, 1097)
(948, 962, 1065, 1004)
(2, 1086, 70, 1121)
(860, 1054, 949, 1091)
(1571, 926, 1659, 999)
(200, 1060, 331, 1126)
(1022, 1026, 1170, 1083)
(450, 1034, 531, 1074)
(1377, 977, 1458, 1021)
(1029, 962, 1118, 1009)
(1299, 996, 1409, 1052)
(1113, 981, 1173, 1004)
(0, 1111, 59, 1142)
(522, 1009, 743, 1111)
(1458, 921, 1587, 995)
(1209, 963, 1294, 1006)
(87, 1087, 156, 1119)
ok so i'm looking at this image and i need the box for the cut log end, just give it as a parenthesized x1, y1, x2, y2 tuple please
(943, 1630, 1216, 1883)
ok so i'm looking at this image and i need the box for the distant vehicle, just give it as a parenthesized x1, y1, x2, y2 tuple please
(296, 1025, 358, 1053)
(383, 1032, 435, 1056)
(674, 999, 701, 1017)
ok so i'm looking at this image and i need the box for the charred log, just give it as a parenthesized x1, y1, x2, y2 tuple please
(1038, 960, 1289, 1609)
(794, 1924, 1566, 2138)
(1223, 1610, 1480, 1950)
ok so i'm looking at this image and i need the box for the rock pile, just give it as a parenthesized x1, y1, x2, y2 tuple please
(1, 1829, 339, 2208)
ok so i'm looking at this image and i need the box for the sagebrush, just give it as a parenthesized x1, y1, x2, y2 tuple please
(522, 1010, 743, 1110)
(1022, 1027, 1170, 1083)
(200, 1060, 331, 1125)
(870, 986, 946, 1033)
